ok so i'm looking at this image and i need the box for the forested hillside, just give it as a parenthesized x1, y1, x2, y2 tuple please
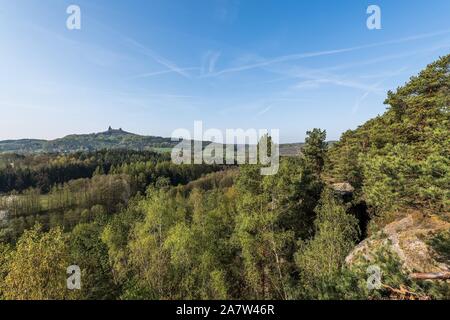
(0, 55, 448, 300)
(0, 127, 306, 156)
(327, 55, 449, 227)
(0, 127, 176, 153)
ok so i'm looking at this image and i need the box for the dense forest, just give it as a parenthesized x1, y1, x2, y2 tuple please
(0, 127, 305, 156)
(0, 55, 448, 300)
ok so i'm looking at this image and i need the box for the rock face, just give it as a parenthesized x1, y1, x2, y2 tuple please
(346, 212, 450, 274)
(331, 182, 355, 197)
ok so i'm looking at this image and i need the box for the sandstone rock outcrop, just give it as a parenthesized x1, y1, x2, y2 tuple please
(346, 212, 450, 275)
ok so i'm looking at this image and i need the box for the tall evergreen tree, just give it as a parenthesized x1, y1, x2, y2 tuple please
(303, 129, 328, 175)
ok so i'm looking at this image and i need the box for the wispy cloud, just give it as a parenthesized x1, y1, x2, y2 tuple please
(294, 79, 326, 90)
(124, 37, 192, 78)
(324, 42, 450, 73)
(129, 67, 199, 80)
(208, 51, 221, 73)
(206, 29, 450, 77)
(263, 64, 388, 93)
(352, 67, 408, 113)
(256, 104, 273, 116)
(294, 76, 387, 93)
(201, 51, 222, 75)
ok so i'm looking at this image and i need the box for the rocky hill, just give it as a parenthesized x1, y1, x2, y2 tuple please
(0, 127, 177, 153)
(0, 127, 309, 156)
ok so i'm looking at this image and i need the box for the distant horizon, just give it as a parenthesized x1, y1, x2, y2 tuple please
(0, 123, 350, 143)
(1, 1, 450, 143)
(0, 125, 336, 145)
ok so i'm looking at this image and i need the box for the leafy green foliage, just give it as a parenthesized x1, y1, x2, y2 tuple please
(0, 56, 448, 300)
(70, 222, 118, 299)
(295, 188, 359, 299)
(0, 149, 169, 193)
(2, 225, 73, 300)
(302, 128, 328, 175)
(428, 230, 450, 264)
(335, 245, 450, 300)
(328, 55, 450, 220)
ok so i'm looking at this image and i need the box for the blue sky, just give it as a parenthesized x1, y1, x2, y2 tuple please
(0, 0, 449, 142)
